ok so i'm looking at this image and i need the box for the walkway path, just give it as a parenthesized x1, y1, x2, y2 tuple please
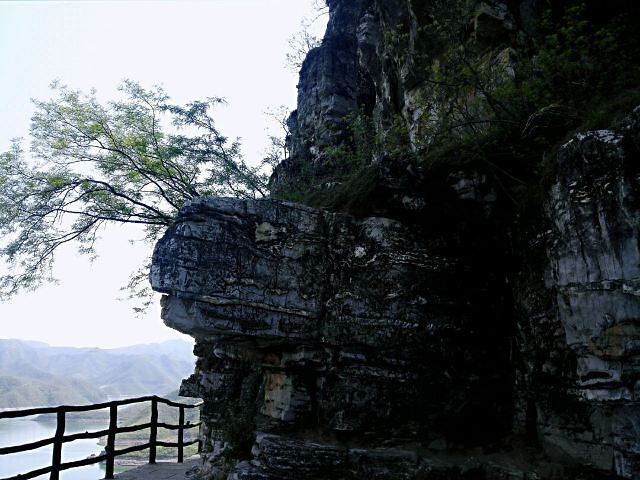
(113, 457, 200, 479)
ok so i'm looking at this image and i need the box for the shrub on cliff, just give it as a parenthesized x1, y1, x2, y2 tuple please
(280, 0, 640, 213)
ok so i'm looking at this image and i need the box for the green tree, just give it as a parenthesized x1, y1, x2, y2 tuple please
(0, 80, 268, 303)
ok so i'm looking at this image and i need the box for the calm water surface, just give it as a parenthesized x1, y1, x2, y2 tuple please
(0, 415, 120, 480)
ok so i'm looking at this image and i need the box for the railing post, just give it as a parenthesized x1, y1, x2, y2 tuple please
(197, 404, 203, 454)
(50, 410, 65, 480)
(178, 405, 185, 463)
(149, 397, 158, 464)
(105, 403, 117, 479)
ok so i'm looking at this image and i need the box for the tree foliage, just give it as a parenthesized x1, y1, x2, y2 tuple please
(400, 0, 640, 192)
(0, 80, 267, 301)
(285, 28, 322, 72)
(284, 0, 328, 72)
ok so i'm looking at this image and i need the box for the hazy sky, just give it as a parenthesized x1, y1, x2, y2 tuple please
(0, 0, 327, 348)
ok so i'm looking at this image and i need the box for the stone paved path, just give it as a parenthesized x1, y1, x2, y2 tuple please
(113, 458, 200, 479)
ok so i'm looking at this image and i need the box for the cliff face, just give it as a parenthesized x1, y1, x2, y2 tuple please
(151, 194, 511, 453)
(151, 1, 640, 478)
(530, 119, 640, 476)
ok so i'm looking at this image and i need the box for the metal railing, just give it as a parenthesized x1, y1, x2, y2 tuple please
(0, 395, 203, 480)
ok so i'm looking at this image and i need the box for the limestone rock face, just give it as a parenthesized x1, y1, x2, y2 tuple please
(151, 197, 511, 460)
(539, 112, 640, 476)
(507, 110, 640, 479)
(149, 0, 640, 478)
(270, 0, 521, 196)
(151, 113, 640, 480)
(271, 0, 375, 191)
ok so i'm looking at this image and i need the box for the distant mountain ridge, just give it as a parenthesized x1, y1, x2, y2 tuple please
(0, 339, 195, 409)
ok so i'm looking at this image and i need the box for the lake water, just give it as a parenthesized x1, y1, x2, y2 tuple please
(0, 415, 126, 480)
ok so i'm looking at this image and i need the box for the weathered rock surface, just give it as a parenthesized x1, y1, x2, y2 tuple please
(507, 109, 640, 479)
(150, 1, 640, 478)
(151, 196, 510, 452)
(151, 114, 640, 480)
(271, 0, 375, 192)
(539, 113, 640, 476)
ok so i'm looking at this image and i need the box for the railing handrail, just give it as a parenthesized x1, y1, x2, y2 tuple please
(0, 395, 203, 480)
(0, 395, 203, 419)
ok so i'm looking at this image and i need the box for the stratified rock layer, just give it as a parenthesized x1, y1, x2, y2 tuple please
(151, 197, 510, 450)
(507, 110, 640, 479)
(540, 115, 640, 476)
(151, 112, 640, 479)
(150, 0, 640, 477)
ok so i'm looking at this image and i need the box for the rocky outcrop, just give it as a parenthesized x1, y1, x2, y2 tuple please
(151, 112, 640, 479)
(149, 1, 640, 478)
(506, 110, 640, 478)
(151, 195, 513, 477)
(538, 113, 640, 476)
(271, 0, 375, 192)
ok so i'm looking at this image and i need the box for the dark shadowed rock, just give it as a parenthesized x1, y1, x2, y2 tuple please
(150, 0, 640, 478)
(151, 197, 511, 452)
(540, 115, 640, 476)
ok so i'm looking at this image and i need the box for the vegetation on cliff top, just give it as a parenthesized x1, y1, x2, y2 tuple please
(273, 1, 640, 215)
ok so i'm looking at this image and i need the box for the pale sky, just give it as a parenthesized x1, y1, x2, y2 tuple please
(0, 0, 327, 348)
